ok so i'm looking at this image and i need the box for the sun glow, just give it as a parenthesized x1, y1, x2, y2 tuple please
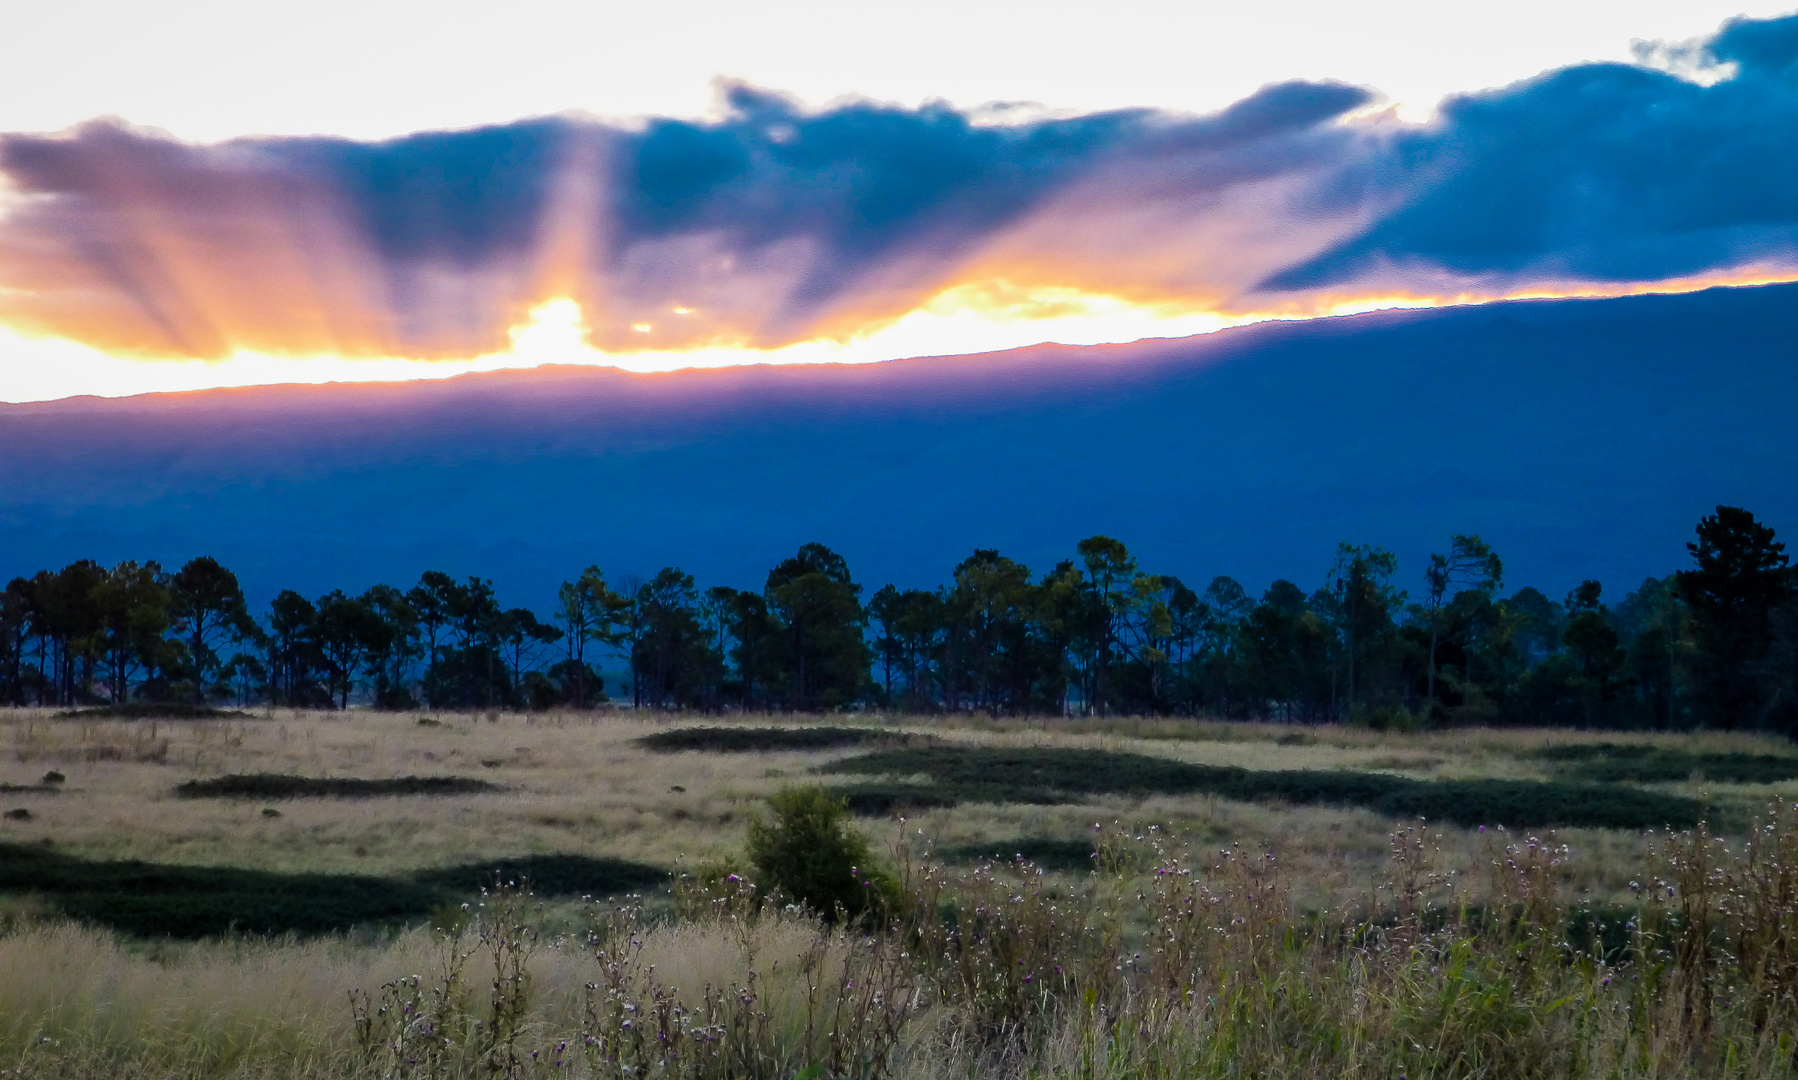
(4, 269, 1797, 404)
(0, 287, 1259, 402)
(555, 284, 1259, 373)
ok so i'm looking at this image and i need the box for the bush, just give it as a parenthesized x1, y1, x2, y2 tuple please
(746, 786, 896, 922)
(1351, 702, 1425, 732)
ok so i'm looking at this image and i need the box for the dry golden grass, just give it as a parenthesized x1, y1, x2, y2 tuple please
(3, 708, 1798, 1080)
(1, 708, 819, 874)
(2, 708, 1793, 898)
(0, 894, 893, 1079)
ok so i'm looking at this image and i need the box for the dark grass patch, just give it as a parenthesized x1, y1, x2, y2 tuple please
(413, 854, 668, 898)
(0, 843, 667, 939)
(55, 703, 257, 721)
(835, 783, 964, 816)
(937, 836, 1097, 872)
(174, 774, 501, 799)
(825, 746, 1702, 830)
(0, 841, 439, 938)
(1536, 743, 1798, 785)
(0, 784, 57, 795)
(637, 725, 938, 753)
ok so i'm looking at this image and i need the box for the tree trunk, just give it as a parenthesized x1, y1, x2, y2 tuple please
(1426, 621, 1438, 716)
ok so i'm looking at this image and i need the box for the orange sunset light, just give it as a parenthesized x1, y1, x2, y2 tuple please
(4, 264, 1795, 404)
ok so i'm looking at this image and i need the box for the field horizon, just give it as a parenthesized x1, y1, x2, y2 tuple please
(4, 705, 1793, 910)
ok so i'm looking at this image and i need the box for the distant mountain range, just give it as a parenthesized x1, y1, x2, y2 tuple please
(3, 283, 1795, 608)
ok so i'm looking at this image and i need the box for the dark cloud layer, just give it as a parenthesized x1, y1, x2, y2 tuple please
(2, 14, 1797, 360)
(1265, 15, 1798, 290)
(0, 81, 1371, 356)
(604, 80, 1371, 336)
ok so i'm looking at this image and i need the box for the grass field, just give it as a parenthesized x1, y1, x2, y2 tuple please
(2, 707, 1796, 1078)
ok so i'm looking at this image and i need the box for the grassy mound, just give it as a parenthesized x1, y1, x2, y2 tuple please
(637, 725, 937, 753)
(56, 703, 257, 721)
(174, 774, 501, 799)
(413, 854, 667, 898)
(1538, 743, 1798, 784)
(825, 746, 1702, 830)
(0, 843, 668, 938)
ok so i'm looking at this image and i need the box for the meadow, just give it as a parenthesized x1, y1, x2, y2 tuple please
(2, 707, 1797, 1079)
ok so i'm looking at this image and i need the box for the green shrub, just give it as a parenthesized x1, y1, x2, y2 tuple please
(636, 725, 936, 753)
(1351, 702, 1425, 732)
(746, 786, 896, 922)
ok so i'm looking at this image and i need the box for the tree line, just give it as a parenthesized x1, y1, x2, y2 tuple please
(2, 506, 1794, 733)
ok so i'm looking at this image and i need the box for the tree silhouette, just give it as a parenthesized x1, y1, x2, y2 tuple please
(93, 561, 169, 704)
(1324, 544, 1403, 716)
(1421, 535, 1502, 719)
(1678, 506, 1793, 729)
(767, 543, 868, 711)
(553, 567, 628, 709)
(168, 557, 253, 704)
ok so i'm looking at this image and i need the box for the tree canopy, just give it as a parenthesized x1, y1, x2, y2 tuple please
(4, 509, 1793, 735)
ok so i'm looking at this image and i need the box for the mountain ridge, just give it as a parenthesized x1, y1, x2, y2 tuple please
(3, 283, 1793, 606)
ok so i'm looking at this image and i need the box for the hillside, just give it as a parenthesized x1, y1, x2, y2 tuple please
(3, 282, 1794, 602)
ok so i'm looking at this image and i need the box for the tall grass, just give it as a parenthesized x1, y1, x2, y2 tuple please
(5, 803, 1797, 1078)
(0, 921, 424, 1077)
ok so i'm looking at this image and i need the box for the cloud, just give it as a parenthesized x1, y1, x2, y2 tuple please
(598, 80, 1372, 344)
(3, 14, 1798, 362)
(1261, 13, 1798, 291)
(0, 80, 1371, 358)
(0, 119, 572, 357)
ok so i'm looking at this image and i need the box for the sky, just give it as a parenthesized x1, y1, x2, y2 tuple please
(3, 0, 1797, 402)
